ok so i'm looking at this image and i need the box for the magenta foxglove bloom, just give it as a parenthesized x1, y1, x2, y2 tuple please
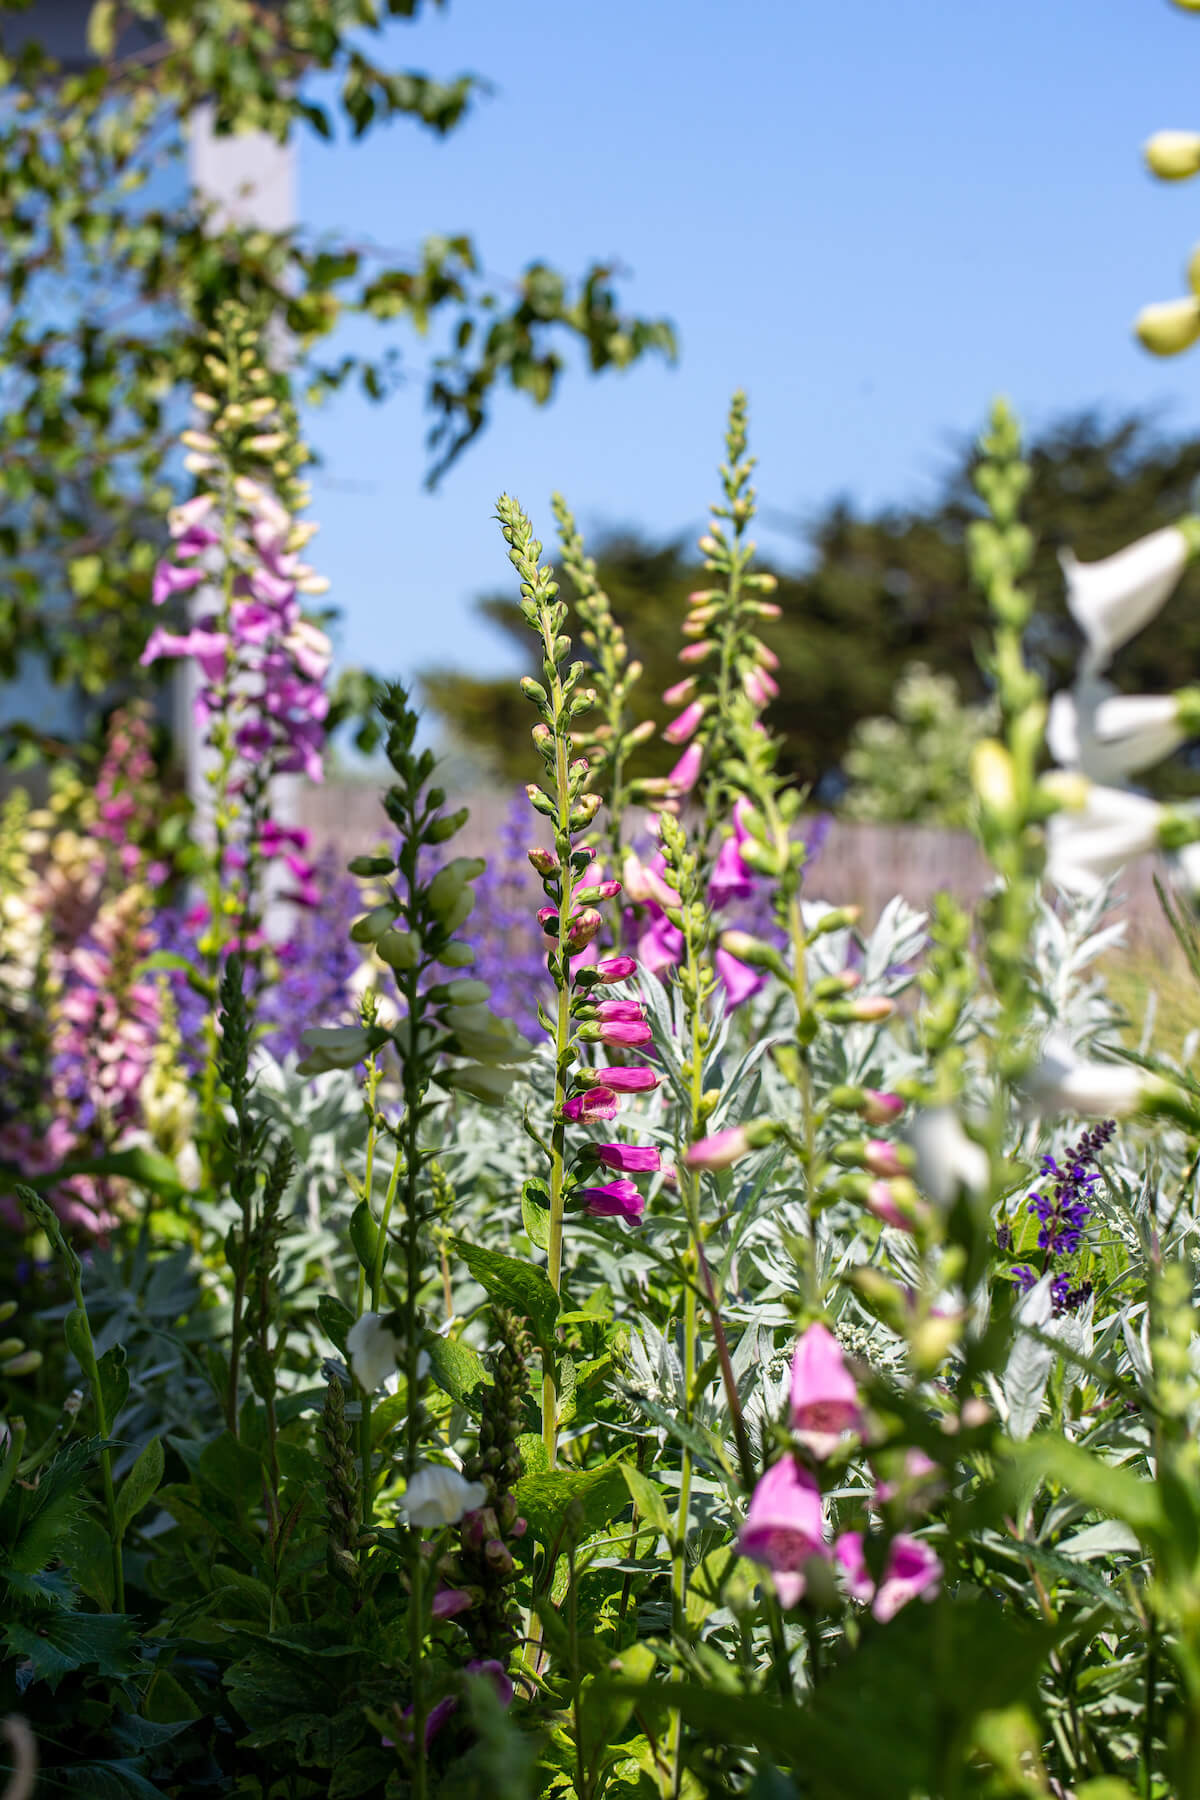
(597, 1018, 653, 1047)
(595, 1000, 645, 1022)
(678, 639, 716, 665)
(668, 741, 703, 794)
(834, 1530, 875, 1604)
(788, 1323, 862, 1459)
(738, 1456, 828, 1608)
(662, 675, 698, 707)
(141, 626, 229, 684)
(151, 560, 205, 606)
(686, 1126, 752, 1171)
(714, 945, 766, 1006)
(431, 1587, 475, 1620)
(586, 955, 638, 983)
(709, 834, 756, 910)
(871, 1535, 943, 1622)
(586, 1065, 660, 1092)
(663, 699, 705, 745)
(563, 1086, 619, 1122)
(577, 1179, 645, 1222)
(596, 1142, 661, 1173)
(864, 1139, 906, 1178)
(866, 1180, 916, 1232)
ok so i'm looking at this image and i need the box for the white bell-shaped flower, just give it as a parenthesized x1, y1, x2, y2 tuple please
(346, 1312, 403, 1393)
(1047, 677, 1186, 783)
(1060, 525, 1195, 674)
(909, 1107, 990, 1210)
(1026, 1036, 1143, 1118)
(402, 1464, 488, 1528)
(1045, 782, 1164, 897)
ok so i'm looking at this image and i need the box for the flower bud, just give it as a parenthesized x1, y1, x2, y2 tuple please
(1145, 130, 1200, 179)
(528, 847, 558, 876)
(664, 700, 706, 744)
(678, 640, 717, 665)
(375, 927, 419, 970)
(348, 855, 395, 878)
(823, 995, 895, 1023)
(864, 1089, 905, 1124)
(564, 907, 604, 953)
(718, 930, 789, 979)
(1135, 296, 1200, 356)
(570, 793, 603, 828)
(350, 904, 396, 944)
(439, 940, 476, 968)
(430, 979, 491, 1005)
(663, 676, 698, 707)
(970, 738, 1018, 825)
(685, 1118, 779, 1170)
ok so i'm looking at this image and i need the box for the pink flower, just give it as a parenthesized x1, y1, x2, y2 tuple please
(638, 912, 685, 977)
(789, 1323, 862, 1458)
(596, 1142, 661, 1174)
(678, 639, 716, 665)
(431, 1587, 474, 1620)
(834, 1530, 875, 1604)
(709, 835, 755, 910)
(564, 907, 603, 953)
(597, 1018, 653, 1047)
(664, 700, 705, 745)
(715, 946, 767, 1007)
(662, 676, 697, 707)
(864, 1139, 905, 1178)
(563, 1087, 619, 1123)
(863, 1089, 905, 1125)
(577, 1179, 645, 1222)
(866, 1180, 915, 1231)
(668, 741, 703, 794)
(686, 1126, 751, 1171)
(140, 626, 229, 684)
(587, 1065, 660, 1093)
(738, 1457, 828, 1607)
(151, 559, 205, 605)
(586, 955, 638, 983)
(872, 1535, 943, 1622)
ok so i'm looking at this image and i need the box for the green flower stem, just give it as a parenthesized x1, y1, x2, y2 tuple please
(71, 1286, 123, 1614)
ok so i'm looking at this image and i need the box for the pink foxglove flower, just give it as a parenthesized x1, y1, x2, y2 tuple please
(863, 1089, 905, 1125)
(788, 1323, 862, 1458)
(563, 1087, 619, 1122)
(663, 699, 705, 744)
(595, 1000, 645, 1021)
(595, 1142, 661, 1174)
(667, 741, 703, 794)
(583, 954, 638, 983)
(834, 1530, 875, 1604)
(431, 1587, 474, 1620)
(738, 1456, 828, 1608)
(871, 1535, 943, 1622)
(581, 1065, 660, 1093)
(577, 1179, 645, 1222)
(595, 1018, 653, 1047)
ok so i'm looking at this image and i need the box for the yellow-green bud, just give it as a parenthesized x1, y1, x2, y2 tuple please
(970, 738, 1018, 825)
(1145, 130, 1200, 180)
(1135, 296, 1200, 356)
(375, 927, 419, 970)
(430, 979, 491, 1006)
(438, 940, 476, 968)
(443, 1063, 521, 1105)
(351, 904, 396, 944)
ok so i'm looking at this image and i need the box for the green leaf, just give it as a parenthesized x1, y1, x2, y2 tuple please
(450, 1237, 559, 1356)
(516, 1433, 551, 1478)
(195, 1432, 263, 1509)
(62, 1760, 166, 1800)
(6, 1145, 186, 1199)
(426, 1334, 487, 1407)
(513, 1462, 630, 1547)
(67, 1516, 115, 1610)
(521, 1179, 551, 1251)
(97, 1344, 129, 1433)
(1009, 1438, 1163, 1543)
(68, 552, 104, 596)
(349, 1199, 379, 1271)
(621, 1463, 672, 1539)
(115, 1436, 164, 1540)
(63, 1307, 91, 1370)
(685, 1543, 760, 1628)
(3, 1611, 138, 1691)
(317, 1293, 357, 1356)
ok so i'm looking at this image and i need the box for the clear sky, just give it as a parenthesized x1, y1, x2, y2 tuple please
(297, 0, 1200, 687)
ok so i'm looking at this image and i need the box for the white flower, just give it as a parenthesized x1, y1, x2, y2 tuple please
(1026, 1036, 1143, 1119)
(909, 1107, 990, 1209)
(1047, 678, 1185, 784)
(402, 1464, 488, 1528)
(1044, 782, 1164, 897)
(346, 1313, 403, 1393)
(1060, 526, 1194, 673)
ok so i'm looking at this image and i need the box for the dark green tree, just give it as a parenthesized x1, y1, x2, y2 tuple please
(0, 0, 674, 722)
(423, 411, 1200, 797)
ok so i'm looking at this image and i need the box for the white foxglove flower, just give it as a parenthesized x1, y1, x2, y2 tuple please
(346, 1313, 403, 1393)
(1044, 782, 1164, 897)
(1060, 525, 1196, 673)
(1026, 1036, 1143, 1118)
(1047, 678, 1186, 783)
(402, 1464, 488, 1528)
(910, 1107, 990, 1209)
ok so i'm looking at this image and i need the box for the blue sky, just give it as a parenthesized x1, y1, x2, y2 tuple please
(298, 0, 1200, 685)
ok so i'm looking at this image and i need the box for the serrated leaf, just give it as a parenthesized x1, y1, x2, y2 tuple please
(450, 1237, 559, 1356)
(115, 1435, 164, 1540)
(4, 1611, 139, 1691)
(513, 1463, 630, 1547)
(426, 1335, 487, 1407)
(521, 1178, 551, 1250)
